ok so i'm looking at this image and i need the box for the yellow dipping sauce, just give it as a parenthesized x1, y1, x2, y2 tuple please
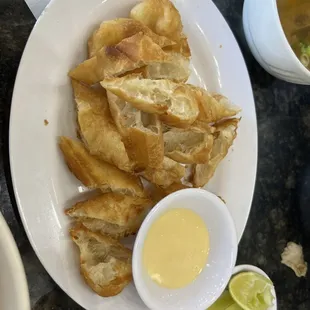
(143, 208, 210, 289)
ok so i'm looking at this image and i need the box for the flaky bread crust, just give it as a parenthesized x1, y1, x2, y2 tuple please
(101, 75, 199, 128)
(66, 193, 152, 238)
(193, 118, 239, 187)
(130, 0, 190, 57)
(108, 91, 164, 169)
(70, 225, 132, 297)
(59, 136, 144, 197)
(141, 156, 185, 188)
(88, 18, 175, 58)
(70, 33, 169, 85)
(187, 85, 241, 123)
(144, 52, 190, 82)
(72, 80, 135, 173)
(164, 126, 214, 164)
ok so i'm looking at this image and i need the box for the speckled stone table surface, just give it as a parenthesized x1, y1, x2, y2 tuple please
(1, 0, 310, 309)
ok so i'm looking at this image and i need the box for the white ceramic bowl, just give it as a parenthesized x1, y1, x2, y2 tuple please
(0, 212, 30, 310)
(243, 0, 310, 84)
(133, 189, 238, 310)
(232, 265, 277, 310)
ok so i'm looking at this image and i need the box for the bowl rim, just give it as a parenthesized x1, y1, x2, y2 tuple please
(233, 264, 271, 278)
(272, 0, 310, 78)
(132, 188, 238, 310)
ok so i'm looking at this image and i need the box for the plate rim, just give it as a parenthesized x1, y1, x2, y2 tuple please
(9, 0, 257, 308)
(0, 213, 30, 310)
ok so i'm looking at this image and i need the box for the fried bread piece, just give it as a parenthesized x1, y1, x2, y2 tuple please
(163, 37, 191, 58)
(141, 156, 185, 188)
(146, 182, 191, 203)
(144, 52, 190, 82)
(193, 118, 239, 187)
(164, 125, 214, 164)
(88, 18, 174, 58)
(130, 0, 191, 57)
(70, 33, 170, 85)
(70, 225, 132, 297)
(59, 136, 144, 197)
(72, 80, 135, 172)
(101, 75, 199, 128)
(107, 91, 164, 169)
(118, 52, 190, 82)
(66, 193, 152, 239)
(188, 86, 241, 123)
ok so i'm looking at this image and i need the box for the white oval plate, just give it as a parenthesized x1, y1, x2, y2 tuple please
(10, 0, 257, 309)
(0, 213, 30, 310)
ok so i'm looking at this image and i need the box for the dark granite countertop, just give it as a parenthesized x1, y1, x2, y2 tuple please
(1, 0, 310, 309)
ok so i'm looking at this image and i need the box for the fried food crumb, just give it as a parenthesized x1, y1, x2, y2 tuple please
(219, 44, 222, 48)
(44, 119, 49, 126)
(281, 242, 307, 277)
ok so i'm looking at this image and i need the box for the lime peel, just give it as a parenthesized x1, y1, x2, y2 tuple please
(228, 272, 274, 310)
(208, 290, 235, 309)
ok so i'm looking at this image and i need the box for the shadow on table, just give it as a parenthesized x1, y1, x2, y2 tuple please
(33, 287, 83, 310)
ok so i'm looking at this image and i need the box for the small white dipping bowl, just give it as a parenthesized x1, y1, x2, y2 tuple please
(133, 188, 238, 310)
(243, 0, 310, 84)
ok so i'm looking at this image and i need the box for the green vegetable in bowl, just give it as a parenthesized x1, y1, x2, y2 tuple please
(299, 43, 310, 67)
(300, 42, 310, 56)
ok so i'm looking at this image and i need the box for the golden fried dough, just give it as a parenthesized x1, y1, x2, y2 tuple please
(70, 33, 169, 85)
(66, 193, 152, 239)
(59, 136, 144, 197)
(163, 37, 191, 58)
(145, 52, 190, 82)
(107, 91, 164, 169)
(101, 75, 199, 128)
(130, 0, 191, 57)
(88, 18, 174, 57)
(141, 156, 185, 188)
(130, 0, 182, 41)
(118, 53, 190, 82)
(71, 80, 136, 172)
(188, 86, 241, 123)
(164, 126, 214, 164)
(193, 118, 239, 187)
(70, 225, 132, 297)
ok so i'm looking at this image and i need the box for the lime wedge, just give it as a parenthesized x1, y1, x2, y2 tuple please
(229, 272, 274, 310)
(208, 291, 235, 309)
